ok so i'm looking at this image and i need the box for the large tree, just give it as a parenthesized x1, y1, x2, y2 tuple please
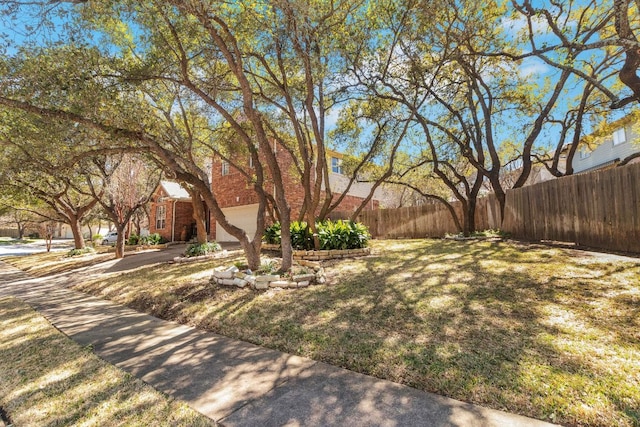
(0, 110, 100, 248)
(86, 154, 160, 259)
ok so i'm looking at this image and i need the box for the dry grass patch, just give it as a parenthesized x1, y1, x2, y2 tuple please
(63, 239, 640, 426)
(0, 297, 215, 426)
(2, 248, 118, 277)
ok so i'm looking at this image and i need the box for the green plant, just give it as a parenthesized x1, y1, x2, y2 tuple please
(258, 258, 279, 274)
(317, 219, 370, 250)
(346, 221, 371, 249)
(139, 233, 165, 245)
(263, 220, 370, 250)
(184, 241, 222, 257)
(65, 247, 95, 257)
(92, 234, 103, 242)
(127, 234, 140, 246)
(263, 222, 281, 245)
(290, 221, 313, 250)
(234, 260, 249, 270)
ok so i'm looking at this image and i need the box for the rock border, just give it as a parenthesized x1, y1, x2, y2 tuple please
(293, 247, 370, 261)
(261, 245, 371, 261)
(210, 259, 326, 290)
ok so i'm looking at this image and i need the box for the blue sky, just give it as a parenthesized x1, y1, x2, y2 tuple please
(0, 1, 632, 158)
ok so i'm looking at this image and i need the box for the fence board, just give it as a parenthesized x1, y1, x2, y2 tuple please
(0, 228, 19, 238)
(502, 162, 640, 253)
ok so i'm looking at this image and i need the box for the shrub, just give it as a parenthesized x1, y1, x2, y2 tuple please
(318, 219, 370, 250)
(290, 221, 313, 250)
(263, 222, 281, 245)
(258, 258, 279, 274)
(262, 219, 370, 250)
(127, 234, 140, 246)
(65, 247, 96, 257)
(184, 241, 222, 257)
(139, 233, 165, 245)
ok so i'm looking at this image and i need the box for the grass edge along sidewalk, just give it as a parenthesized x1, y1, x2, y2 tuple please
(0, 296, 215, 427)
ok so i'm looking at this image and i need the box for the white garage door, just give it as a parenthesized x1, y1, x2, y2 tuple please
(216, 204, 260, 242)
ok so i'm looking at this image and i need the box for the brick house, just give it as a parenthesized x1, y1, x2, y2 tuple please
(151, 145, 380, 242)
(148, 181, 208, 242)
(209, 143, 380, 241)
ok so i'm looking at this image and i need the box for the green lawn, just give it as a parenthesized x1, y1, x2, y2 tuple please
(0, 237, 35, 245)
(0, 297, 215, 426)
(7, 239, 640, 426)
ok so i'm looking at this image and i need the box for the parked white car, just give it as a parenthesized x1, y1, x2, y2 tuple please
(102, 231, 118, 245)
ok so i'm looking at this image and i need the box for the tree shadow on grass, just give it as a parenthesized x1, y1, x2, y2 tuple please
(197, 239, 640, 426)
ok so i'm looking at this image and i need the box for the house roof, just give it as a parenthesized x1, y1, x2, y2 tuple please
(160, 180, 191, 200)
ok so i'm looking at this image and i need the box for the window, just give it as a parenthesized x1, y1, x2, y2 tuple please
(613, 127, 626, 146)
(156, 205, 166, 230)
(331, 157, 343, 174)
(221, 160, 230, 176)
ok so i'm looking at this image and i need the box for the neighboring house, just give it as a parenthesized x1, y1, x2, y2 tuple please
(148, 180, 207, 242)
(517, 113, 640, 185)
(150, 145, 382, 243)
(573, 114, 640, 174)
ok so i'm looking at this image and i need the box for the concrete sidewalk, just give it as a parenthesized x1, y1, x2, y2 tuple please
(0, 261, 556, 427)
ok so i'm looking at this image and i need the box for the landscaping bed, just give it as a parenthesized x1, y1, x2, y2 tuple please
(38, 239, 640, 426)
(210, 258, 326, 289)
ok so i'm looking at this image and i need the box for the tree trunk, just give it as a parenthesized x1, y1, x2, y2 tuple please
(493, 187, 506, 227)
(306, 210, 320, 250)
(87, 223, 94, 245)
(192, 201, 208, 244)
(463, 201, 476, 237)
(114, 225, 126, 259)
(279, 209, 293, 271)
(69, 217, 85, 249)
(239, 238, 261, 271)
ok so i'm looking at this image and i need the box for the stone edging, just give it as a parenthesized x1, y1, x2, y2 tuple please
(261, 245, 371, 261)
(293, 247, 370, 261)
(261, 243, 281, 251)
(210, 259, 326, 290)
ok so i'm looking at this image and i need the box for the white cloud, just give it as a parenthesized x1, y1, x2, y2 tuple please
(502, 15, 551, 37)
(518, 57, 551, 77)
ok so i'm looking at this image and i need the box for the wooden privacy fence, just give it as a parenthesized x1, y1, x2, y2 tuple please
(331, 162, 640, 253)
(0, 228, 20, 238)
(502, 162, 640, 253)
(331, 195, 502, 239)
